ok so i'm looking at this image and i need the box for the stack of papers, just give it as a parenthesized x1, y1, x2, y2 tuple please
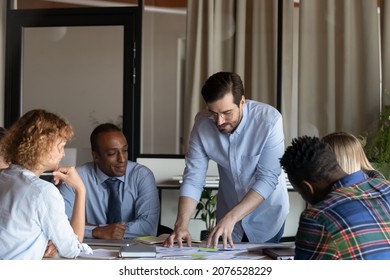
(135, 234, 201, 245)
(157, 244, 263, 260)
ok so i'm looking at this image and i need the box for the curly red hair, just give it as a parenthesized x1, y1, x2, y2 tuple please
(1, 109, 73, 170)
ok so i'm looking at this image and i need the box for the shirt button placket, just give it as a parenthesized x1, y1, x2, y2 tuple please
(229, 133, 239, 187)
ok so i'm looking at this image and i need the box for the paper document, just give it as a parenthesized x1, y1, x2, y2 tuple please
(78, 248, 118, 260)
(135, 234, 201, 245)
(156, 244, 262, 260)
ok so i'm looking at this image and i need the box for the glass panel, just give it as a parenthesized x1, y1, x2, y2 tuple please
(141, 7, 187, 154)
(12, 0, 188, 156)
(22, 26, 124, 165)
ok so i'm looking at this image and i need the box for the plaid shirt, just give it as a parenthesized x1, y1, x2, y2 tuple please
(295, 170, 390, 260)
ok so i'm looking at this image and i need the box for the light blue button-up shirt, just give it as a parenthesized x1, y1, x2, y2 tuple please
(59, 161, 160, 239)
(180, 100, 290, 243)
(0, 165, 84, 259)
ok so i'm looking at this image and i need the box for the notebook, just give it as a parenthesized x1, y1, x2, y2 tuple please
(83, 238, 135, 247)
(247, 242, 295, 252)
(262, 247, 295, 260)
(134, 234, 171, 244)
(119, 244, 157, 258)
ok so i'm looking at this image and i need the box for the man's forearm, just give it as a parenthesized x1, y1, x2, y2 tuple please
(225, 189, 264, 223)
(174, 196, 198, 229)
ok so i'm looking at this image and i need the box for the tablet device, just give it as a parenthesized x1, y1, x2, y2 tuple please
(262, 247, 295, 260)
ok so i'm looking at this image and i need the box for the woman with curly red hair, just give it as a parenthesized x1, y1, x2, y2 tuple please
(0, 109, 91, 259)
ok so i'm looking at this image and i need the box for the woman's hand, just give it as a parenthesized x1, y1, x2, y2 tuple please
(52, 166, 85, 193)
(43, 240, 58, 258)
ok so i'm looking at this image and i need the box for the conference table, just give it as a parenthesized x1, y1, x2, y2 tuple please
(47, 239, 295, 260)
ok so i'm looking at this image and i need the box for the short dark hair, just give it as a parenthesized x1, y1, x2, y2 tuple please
(201, 72, 244, 105)
(90, 123, 121, 152)
(280, 136, 340, 186)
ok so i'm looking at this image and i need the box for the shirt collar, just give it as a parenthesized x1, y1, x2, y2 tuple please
(332, 170, 368, 191)
(232, 101, 248, 136)
(94, 163, 125, 187)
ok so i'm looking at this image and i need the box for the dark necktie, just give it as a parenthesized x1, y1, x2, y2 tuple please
(105, 178, 122, 224)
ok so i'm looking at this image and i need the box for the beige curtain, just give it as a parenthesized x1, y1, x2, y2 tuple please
(181, 0, 379, 149)
(182, 0, 293, 152)
(382, 0, 390, 107)
(297, 0, 380, 138)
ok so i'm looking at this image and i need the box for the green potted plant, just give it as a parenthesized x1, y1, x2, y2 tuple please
(364, 105, 390, 178)
(193, 189, 217, 241)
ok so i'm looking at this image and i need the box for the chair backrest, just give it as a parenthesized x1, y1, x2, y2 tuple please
(157, 224, 173, 236)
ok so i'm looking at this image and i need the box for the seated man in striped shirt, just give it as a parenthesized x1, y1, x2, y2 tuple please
(280, 136, 390, 260)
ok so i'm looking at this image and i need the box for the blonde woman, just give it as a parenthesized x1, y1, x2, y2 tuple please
(322, 131, 385, 179)
(0, 109, 91, 259)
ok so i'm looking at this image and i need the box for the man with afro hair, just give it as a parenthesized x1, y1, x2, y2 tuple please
(280, 136, 390, 260)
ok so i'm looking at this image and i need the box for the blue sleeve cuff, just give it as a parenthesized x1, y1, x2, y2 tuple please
(84, 226, 97, 238)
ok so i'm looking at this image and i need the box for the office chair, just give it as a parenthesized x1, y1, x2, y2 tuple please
(157, 224, 173, 236)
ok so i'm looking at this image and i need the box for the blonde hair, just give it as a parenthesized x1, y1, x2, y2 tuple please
(322, 131, 375, 174)
(1, 109, 73, 170)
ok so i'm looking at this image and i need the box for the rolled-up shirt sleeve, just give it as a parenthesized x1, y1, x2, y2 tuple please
(180, 114, 210, 202)
(251, 115, 285, 200)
